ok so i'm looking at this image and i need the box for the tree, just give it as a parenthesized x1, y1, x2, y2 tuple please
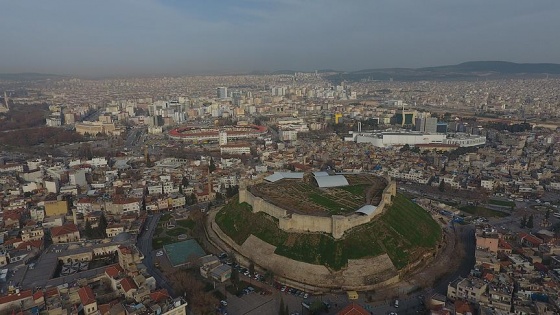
(520, 215, 527, 228)
(545, 209, 551, 220)
(84, 220, 94, 238)
(279, 298, 285, 315)
(438, 179, 445, 192)
(182, 176, 189, 188)
(230, 266, 240, 290)
(209, 157, 216, 173)
(97, 213, 108, 238)
(309, 300, 326, 315)
(527, 214, 534, 229)
(264, 269, 274, 285)
(249, 261, 255, 277)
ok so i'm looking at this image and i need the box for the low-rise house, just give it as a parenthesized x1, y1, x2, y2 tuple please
(51, 223, 80, 243)
(78, 285, 98, 315)
(447, 277, 488, 303)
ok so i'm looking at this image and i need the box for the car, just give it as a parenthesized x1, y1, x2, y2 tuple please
(303, 293, 309, 299)
(281, 286, 287, 292)
(243, 271, 250, 276)
(389, 312, 398, 315)
(155, 251, 163, 257)
(220, 300, 227, 306)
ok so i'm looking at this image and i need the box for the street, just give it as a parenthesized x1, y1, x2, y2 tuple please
(136, 213, 176, 296)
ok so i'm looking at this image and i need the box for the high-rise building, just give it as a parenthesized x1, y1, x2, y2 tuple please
(415, 117, 438, 133)
(217, 87, 228, 99)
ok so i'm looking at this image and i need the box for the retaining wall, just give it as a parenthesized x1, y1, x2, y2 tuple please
(210, 218, 399, 291)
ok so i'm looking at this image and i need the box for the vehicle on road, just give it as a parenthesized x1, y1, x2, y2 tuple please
(156, 251, 163, 257)
(220, 300, 227, 306)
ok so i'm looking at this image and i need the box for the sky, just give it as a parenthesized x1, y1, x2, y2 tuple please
(1, 0, 560, 77)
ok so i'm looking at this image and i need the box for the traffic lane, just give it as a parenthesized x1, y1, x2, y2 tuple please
(136, 214, 174, 295)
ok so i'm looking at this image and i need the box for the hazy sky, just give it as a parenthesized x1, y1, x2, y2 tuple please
(2, 0, 560, 76)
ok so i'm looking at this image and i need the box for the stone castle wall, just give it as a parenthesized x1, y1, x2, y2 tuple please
(240, 176, 396, 239)
(210, 219, 399, 292)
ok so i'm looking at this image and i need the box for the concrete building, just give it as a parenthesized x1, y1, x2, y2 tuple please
(44, 200, 69, 217)
(51, 223, 81, 243)
(217, 87, 228, 99)
(447, 277, 488, 303)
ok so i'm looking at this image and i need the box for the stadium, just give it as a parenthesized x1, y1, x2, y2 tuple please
(168, 124, 267, 142)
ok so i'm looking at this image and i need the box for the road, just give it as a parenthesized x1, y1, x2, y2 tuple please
(136, 213, 176, 296)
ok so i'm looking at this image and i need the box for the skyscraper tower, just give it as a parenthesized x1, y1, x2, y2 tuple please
(216, 87, 228, 99)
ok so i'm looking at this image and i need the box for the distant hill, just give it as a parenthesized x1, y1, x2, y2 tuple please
(0, 72, 66, 81)
(327, 61, 560, 83)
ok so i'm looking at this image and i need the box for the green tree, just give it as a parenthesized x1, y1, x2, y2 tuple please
(84, 220, 94, 238)
(249, 261, 255, 277)
(309, 300, 326, 315)
(527, 214, 534, 229)
(400, 144, 410, 152)
(438, 179, 445, 192)
(209, 157, 216, 173)
(520, 215, 527, 228)
(545, 209, 551, 220)
(279, 298, 285, 315)
(230, 266, 240, 290)
(97, 213, 108, 238)
(182, 176, 189, 187)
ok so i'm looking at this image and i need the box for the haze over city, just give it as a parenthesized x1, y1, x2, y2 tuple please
(2, 0, 560, 76)
(3, 1, 560, 315)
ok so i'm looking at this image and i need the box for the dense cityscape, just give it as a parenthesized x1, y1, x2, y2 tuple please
(3, 1, 560, 315)
(0, 71, 560, 315)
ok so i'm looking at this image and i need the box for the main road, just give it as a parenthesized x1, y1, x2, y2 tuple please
(136, 213, 176, 296)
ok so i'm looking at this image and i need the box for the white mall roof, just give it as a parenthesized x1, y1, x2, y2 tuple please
(264, 172, 304, 183)
(355, 205, 378, 216)
(315, 175, 349, 188)
(312, 171, 329, 177)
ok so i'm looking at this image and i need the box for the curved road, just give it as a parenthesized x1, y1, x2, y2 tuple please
(136, 213, 176, 296)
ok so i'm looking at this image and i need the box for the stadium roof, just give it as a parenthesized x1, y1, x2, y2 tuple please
(264, 172, 304, 182)
(355, 205, 378, 216)
(315, 175, 349, 188)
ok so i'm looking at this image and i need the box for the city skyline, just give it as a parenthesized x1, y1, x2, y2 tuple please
(2, 0, 560, 77)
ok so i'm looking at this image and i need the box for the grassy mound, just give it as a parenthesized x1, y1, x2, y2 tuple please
(215, 194, 441, 270)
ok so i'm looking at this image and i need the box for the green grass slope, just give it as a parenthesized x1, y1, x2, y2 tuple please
(215, 194, 441, 270)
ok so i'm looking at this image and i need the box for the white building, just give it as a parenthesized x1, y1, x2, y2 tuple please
(355, 131, 446, 147)
(220, 144, 251, 155)
(279, 129, 298, 141)
(481, 180, 495, 191)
